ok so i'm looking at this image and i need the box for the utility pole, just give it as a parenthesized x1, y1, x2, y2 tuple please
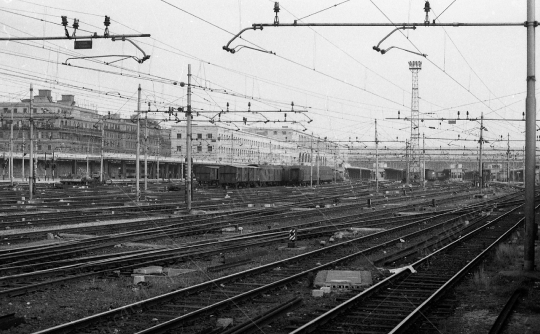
(156, 135, 160, 181)
(405, 139, 410, 184)
(29, 84, 34, 200)
(186, 64, 193, 212)
(524, 0, 536, 272)
(375, 120, 379, 192)
(100, 116, 105, 183)
(86, 136, 90, 176)
(310, 135, 313, 187)
(422, 133, 426, 189)
(316, 139, 320, 186)
(22, 133, 25, 184)
(144, 103, 149, 191)
(507, 133, 510, 184)
(479, 113, 484, 192)
(136, 84, 141, 202)
(9, 105, 13, 185)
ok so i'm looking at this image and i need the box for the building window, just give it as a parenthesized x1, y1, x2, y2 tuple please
(23, 108, 27, 113)
(37, 145, 42, 150)
(273, 131, 277, 135)
(48, 145, 51, 150)
(176, 133, 182, 139)
(3, 108, 7, 113)
(197, 133, 202, 139)
(282, 131, 286, 135)
(207, 146, 213, 152)
(207, 133, 212, 139)
(176, 146, 182, 152)
(197, 146, 202, 152)
(13, 108, 17, 114)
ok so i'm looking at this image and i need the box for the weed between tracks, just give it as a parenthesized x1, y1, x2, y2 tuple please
(427, 229, 540, 334)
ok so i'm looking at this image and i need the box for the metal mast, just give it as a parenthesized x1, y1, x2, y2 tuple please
(409, 61, 422, 183)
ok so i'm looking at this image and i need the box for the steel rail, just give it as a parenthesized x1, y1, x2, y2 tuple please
(30, 198, 504, 334)
(388, 208, 534, 333)
(289, 204, 524, 334)
(488, 287, 527, 334)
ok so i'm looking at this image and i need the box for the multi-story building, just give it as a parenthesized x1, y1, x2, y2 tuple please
(171, 124, 346, 167)
(0, 89, 181, 180)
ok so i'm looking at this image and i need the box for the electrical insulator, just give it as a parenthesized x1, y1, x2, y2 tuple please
(72, 19, 79, 30)
(398, 110, 400, 119)
(104, 16, 111, 27)
(274, 2, 280, 25)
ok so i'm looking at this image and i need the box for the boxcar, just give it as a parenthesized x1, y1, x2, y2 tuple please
(425, 169, 436, 181)
(259, 165, 283, 185)
(218, 165, 260, 187)
(193, 165, 219, 185)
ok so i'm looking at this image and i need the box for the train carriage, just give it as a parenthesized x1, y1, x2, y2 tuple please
(345, 167, 374, 181)
(193, 165, 219, 185)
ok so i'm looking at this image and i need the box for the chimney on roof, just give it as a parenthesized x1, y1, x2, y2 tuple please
(59, 94, 76, 106)
(36, 89, 53, 102)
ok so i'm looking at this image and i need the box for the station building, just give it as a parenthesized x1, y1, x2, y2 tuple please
(0, 89, 183, 180)
(171, 124, 345, 167)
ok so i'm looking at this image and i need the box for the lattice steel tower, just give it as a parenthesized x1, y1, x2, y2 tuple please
(409, 61, 422, 182)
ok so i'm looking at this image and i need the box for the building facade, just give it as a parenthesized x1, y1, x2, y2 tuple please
(171, 124, 345, 167)
(0, 89, 180, 180)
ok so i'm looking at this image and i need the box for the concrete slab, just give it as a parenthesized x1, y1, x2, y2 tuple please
(133, 266, 163, 275)
(312, 290, 324, 297)
(217, 318, 233, 328)
(314, 270, 373, 290)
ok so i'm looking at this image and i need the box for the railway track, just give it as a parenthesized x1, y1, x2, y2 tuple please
(287, 204, 531, 334)
(28, 195, 512, 334)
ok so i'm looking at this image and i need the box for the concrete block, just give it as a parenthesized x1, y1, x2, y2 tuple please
(247, 204, 254, 208)
(325, 204, 332, 208)
(133, 266, 163, 275)
(312, 290, 324, 297)
(320, 286, 331, 294)
(133, 275, 145, 284)
(216, 318, 234, 328)
(222, 227, 237, 232)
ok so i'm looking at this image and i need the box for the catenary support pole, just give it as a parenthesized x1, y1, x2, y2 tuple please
(100, 118, 105, 183)
(406, 140, 410, 184)
(144, 103, 149, 191)
(507, 134, 510, 184)
(310, 135, 313, 187)
(186, 64, 193, 212)
(375, 120, 379, 192)
(316, 139, 320, 186)
(524, 0, 536, 272)
(29, 84, 33, 200)
(10, 106, 13, 185)
(479, 113, 484, 192)
(422, 133, 426, 189)
(136, 84, 141, 202)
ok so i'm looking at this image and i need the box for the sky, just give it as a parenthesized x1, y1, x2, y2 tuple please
(0, 0, 535, 157)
